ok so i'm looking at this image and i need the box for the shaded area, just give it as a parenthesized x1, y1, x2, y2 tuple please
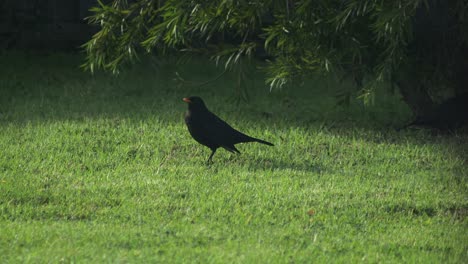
(0, 0, 96, 50)
(404, 94, 468, 130)
(0, 53, 411, 126)
(0, 52, 466, 166)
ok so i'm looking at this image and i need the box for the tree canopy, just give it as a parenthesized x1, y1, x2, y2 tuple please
(83, 0, 467, 117)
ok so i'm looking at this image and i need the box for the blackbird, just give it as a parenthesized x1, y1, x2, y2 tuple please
(183, 96, 274, 163)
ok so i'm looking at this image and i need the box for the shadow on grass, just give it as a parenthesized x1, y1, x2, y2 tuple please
(233, 156, 328, 174)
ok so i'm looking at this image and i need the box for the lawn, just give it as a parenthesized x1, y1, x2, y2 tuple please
(0, 52, 466, 263)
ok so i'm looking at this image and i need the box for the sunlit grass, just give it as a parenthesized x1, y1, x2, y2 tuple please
(0, 52, 466, 263)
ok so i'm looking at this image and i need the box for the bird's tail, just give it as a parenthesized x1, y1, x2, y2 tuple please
(250, 137, 274, 146)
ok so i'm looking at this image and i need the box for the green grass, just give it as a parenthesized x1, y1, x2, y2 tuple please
(0, 52, 467, 263)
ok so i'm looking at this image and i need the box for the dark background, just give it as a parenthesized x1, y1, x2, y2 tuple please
(0, 0, 97, 50)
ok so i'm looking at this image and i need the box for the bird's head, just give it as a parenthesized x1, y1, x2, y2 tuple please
(183, 96, 208, 111)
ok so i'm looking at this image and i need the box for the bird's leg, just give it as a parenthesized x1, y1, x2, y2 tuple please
(207, 149, 217, 164)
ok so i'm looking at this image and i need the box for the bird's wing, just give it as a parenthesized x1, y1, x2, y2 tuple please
(202, 112, 251, 145)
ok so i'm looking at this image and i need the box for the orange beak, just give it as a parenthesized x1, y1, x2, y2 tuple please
(183, 98, 191, 103)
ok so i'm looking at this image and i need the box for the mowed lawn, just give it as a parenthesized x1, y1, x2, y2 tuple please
(0, 53, 466, 263)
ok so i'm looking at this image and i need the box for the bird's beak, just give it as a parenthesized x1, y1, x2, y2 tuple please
(183, 98, 191, 103)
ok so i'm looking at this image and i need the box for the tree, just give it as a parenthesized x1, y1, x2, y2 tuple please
(83, 0, 468, 125)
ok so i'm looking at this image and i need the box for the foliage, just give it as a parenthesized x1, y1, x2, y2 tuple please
(83, 0, 467, 104)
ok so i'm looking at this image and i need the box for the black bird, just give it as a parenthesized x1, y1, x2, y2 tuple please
(183, 96, 274, 163)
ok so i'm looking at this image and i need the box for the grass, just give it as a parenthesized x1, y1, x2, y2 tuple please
(0, 52, 467, 263)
